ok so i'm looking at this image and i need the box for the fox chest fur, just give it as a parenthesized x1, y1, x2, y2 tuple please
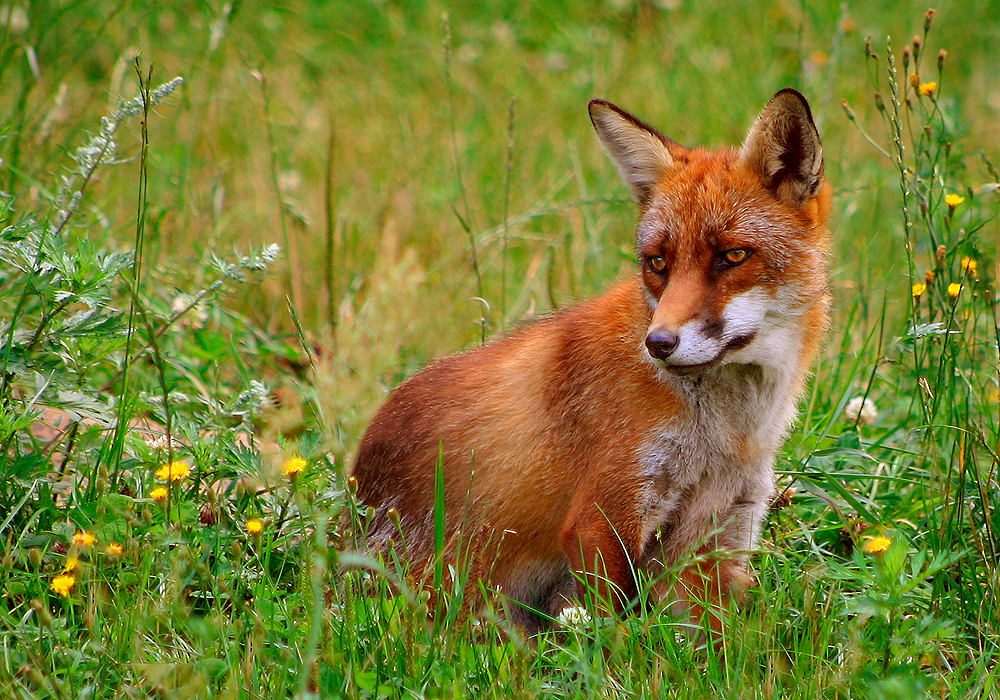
(351, 89, 830, 633)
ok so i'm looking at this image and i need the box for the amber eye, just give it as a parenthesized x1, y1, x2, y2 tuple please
(722, 249, 750, 266)
(648, 256, 667, 273)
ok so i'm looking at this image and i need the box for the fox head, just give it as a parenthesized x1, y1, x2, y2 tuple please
(589, 89, 831, 376)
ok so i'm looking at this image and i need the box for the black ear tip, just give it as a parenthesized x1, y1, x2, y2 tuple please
(588, 99, 619, 119)
(774, 87, 807, 101)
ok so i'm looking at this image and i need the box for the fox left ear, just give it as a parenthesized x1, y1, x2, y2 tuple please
(740, 88, 824, 209)
(589, 99, 677, 206)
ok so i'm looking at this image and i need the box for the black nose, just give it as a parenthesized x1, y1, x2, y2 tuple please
(645, 330, 679, 360)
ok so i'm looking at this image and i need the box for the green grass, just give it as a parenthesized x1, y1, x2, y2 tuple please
(1, 1, 998, 698)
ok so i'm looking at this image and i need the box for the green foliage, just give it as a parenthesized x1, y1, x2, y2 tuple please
(1, 2, 998, 699)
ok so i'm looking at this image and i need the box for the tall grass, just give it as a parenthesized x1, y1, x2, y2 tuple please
(1, 2, 997, 698)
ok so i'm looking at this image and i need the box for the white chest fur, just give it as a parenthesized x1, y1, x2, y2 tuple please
(636, 362, 794, 568)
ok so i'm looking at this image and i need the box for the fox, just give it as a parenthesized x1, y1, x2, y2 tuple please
(350, 88, 830, 636)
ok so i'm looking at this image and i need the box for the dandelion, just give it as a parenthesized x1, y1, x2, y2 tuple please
(282, 457, 306, 481)
(948, 282, 962, 299)
(246, 518, 264, 536)
(945, 193, 965, 208)
(961, 256, 978, 277)
(917, 81, 937, 96)
(155, 460, 190, 482)
(911, 282, 927, 298)
(106, 543, 124, 556)
(51, 573, 76, 597)
(150, 486, 169, 503)
(863, 535, 892, 555)
(72, 531, 97, 548)
(844, 396, 878, 425)
(63, 555, 79, 573)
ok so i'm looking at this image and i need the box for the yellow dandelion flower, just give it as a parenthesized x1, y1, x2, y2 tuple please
(150, 486, 169, 503)
(863, 535, 892, 554)
(155, 460, 190, 482)
(945, 193, 965, 208)
(961, 256, 977, 276)
(948, 282, 962, 299)
(106, 542, 124, 557)
(51, 573, 76, 597)
(282, 457, 306, 477)
(63, 554, 79, 573)
(911, 283, 927, 298)
(246, 518, 264, 535)
(918, 81, 937, 96)
(72, 531, 97, 548)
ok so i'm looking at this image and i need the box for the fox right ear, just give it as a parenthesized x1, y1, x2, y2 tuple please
(589, 99, 675, 206)
(740, 88, 824, 209)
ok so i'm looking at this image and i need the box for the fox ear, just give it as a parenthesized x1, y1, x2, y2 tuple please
(589, 99, 675, 205)
(740, 88, 824, 208)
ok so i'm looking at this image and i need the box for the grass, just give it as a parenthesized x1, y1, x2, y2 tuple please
(1, 1, 998, 698)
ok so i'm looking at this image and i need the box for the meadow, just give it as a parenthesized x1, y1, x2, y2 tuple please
(1, 0, 998, 697)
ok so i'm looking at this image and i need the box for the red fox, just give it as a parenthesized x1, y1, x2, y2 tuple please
(351, 89, 830, 635)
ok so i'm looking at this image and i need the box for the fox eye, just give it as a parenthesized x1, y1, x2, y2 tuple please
(721, 249, 750, 266)
(648, 256, 667, 273)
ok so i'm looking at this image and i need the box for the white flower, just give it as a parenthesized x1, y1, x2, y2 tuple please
(845, 396, 878, 425)
(555, 606, 592, 629)
(144, 434, 170, 450)
(171, 294, 208, 329)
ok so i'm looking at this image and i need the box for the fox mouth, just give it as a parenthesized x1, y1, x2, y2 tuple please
(660, 360, 717, 376)
(647, 332, 757, 376)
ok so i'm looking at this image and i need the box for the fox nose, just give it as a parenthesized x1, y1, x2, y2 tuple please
(645, 330, 679, 360)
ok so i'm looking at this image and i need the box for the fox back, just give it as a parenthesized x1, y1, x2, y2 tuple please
(351, 89, 830, 634)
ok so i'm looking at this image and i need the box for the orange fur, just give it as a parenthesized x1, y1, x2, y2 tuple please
(350, 89, 830, 636)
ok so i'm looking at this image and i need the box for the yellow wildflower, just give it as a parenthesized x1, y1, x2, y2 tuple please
(72, 531, 97, 548)
(961, 256, 977, 276)
(150, 486, 169, 503)
(282, 457, 306, 478)
(63, 554, 79, 573)
(51, 573, 76, 597)
(106, 542, 124, 557)
(948, 282, 962, 299)
(863, 535, 892, 555)
(246, 518, 264, 536)
(155, 460, 190, 482)
(911, 283, 927, 298)
(918, 81, 937, 96)
(945, 193, 965, 208)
